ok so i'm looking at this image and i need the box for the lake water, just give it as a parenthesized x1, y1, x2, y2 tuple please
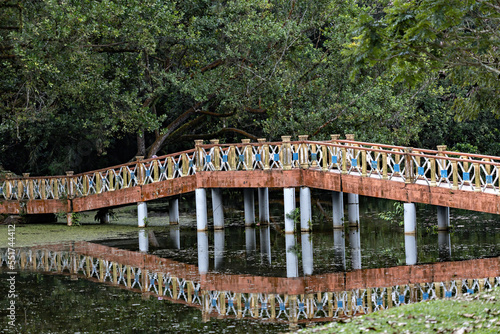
(1, 190, 500, 333)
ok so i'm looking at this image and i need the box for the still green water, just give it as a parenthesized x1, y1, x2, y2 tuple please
(0, 191, 499, 333)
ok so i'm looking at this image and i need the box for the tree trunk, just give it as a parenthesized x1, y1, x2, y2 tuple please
(136, 131, 146, 157)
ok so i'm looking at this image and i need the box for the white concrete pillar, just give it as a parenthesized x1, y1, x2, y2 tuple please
(244, 188, 255, 226)
(349, 227, 361, 270)
(258, 187, 270, 224)
(169, 197, 179, 225)
(333, 229, 346, 270)
(245, 227, 256, 255)
(301, 232, 314, 276)
(211, 188, 224, 229)
(347, 193, 359, 226)
(137, 202, 148, 227)
(260, 226, 272, 264)
(437, 206, 450, 231)
(300, 187, 312, 232)
(285, 234, 298, 278)
(404, 202, 416, 234)
(170, 226, 181, 249)
(197, 231, 209, 274)
(196, 188, 208, 231)
(438, 231, 451, 261)
(332, 191, 344, 228)
(284, 187, 296, 233)
(214, 230, 225, 270)
(138, 229, 149, 253)
(405, 234, 417, 265)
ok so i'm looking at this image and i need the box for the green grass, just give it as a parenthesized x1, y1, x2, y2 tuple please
(296, 288, 500, 333)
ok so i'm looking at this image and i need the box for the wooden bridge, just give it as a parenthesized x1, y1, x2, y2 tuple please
(2, 241, 499, 324)
(2, 135, 500, 231)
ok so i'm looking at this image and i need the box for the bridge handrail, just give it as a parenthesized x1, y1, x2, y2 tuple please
(3, 135, 500, 201)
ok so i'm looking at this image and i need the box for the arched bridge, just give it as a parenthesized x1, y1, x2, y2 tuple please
(2, 135, 500, 227)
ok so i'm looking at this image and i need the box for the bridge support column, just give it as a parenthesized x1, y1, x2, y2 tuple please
(137, 202, 148, 227)
(347, 193, 359, 226)
(332, 191, 344, 228)
(138, 229, 149, 253)
(258, 187, 270, 224)
(285, 234, 298, 277)
(214, 230, 225, 270)
(404, 202, 416, 235)
(301, 232, 314, 276)
(300, 187, 312, 232)
(405, 235, 417, 265)
(437, 206, 450, 231)
(66, 213, 73, 226)
(349, 227, 361, 270)
(169, 197, 179, 225)
(243, 189, 255, 226)
(284, 187, 296, 234)
(196, 188, 208, 231)
(197, 231, 209, 274)
(211, 188, 224, 229)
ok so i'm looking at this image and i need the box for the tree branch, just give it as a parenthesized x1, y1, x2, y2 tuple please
(179, 128, 258, 141)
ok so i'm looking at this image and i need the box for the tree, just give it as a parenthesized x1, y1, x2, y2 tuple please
(1, 0, 356, 174)
(344, 0, 500, 119)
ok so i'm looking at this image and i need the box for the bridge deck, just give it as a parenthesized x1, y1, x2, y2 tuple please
(2, 137, 500, 215)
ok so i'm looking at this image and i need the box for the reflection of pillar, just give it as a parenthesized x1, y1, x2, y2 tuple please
(137, 202, 148, 227)
(212, 188, 224, 229)
(437, 206, 450, 231)
(197, 231, 209, 274)
(202, 291, 211, 323)
(244, 189, 255, 226)
(284, 188, 296, 233)
(347, 193, 359, 226)
(332, 191, 344, 228)
(258, 188, 270, 224)
(245, 227, 256, 255)
(214, 230, 225, 270)
(169, 197, 179, 225)
(405, 234, 417, 265)
(349, 227, 361, 270)
(438, 231, 451, 261)
(285, 234, 298, 277)
(170, 225, 181, 249)
(333, 229, 346, 270)
(301, 233, 313, 275)
(260, 226, 272, 264)
(196, 188, 208, 231)
(300, 187, 312, 232)
(404, 203, 416, 234)
(138, 229, 149, 253)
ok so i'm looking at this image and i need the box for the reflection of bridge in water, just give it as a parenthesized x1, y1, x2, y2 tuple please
(2, 239, 499, 325)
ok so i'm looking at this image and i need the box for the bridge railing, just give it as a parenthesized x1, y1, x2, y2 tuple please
(3, 135, 500, 201)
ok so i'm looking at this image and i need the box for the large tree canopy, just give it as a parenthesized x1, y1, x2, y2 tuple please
(0, 0, 445, 175)
(344, 0, 500, 119)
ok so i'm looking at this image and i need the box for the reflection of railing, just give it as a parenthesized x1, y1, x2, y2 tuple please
(3, 136, 500, 202)
(2, 244, 499, 324)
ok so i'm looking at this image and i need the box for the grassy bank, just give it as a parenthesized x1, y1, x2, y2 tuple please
(297, 288, 500, 334)
(0, 204, 197, 248)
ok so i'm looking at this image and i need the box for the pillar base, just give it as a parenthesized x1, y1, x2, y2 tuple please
(137, 202, 148, 228)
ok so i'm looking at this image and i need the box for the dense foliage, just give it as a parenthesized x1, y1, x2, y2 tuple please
(0, 0, 499, 175)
